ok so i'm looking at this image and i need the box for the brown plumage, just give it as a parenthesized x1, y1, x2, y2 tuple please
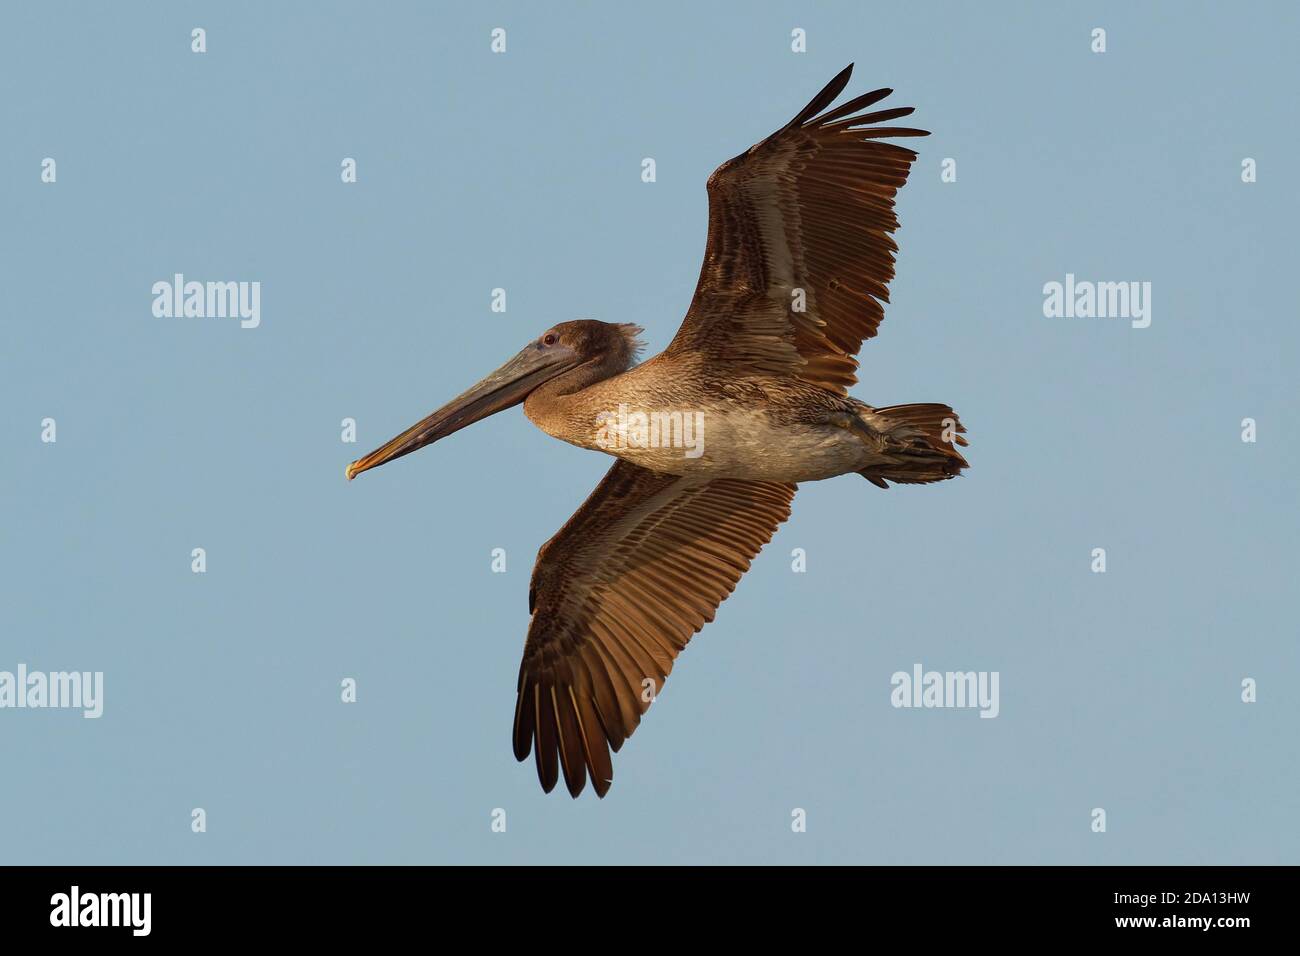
(514, 464, 795, 796)
(667, 63, 928, 393)
(346, 65, 969, 798)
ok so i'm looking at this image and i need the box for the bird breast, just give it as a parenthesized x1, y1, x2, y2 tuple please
(526, 381, 870, 482)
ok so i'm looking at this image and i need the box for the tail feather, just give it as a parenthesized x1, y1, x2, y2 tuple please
(858, 403, 969, 488)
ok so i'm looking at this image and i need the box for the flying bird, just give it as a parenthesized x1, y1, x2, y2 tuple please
(346, 64, 969, 797)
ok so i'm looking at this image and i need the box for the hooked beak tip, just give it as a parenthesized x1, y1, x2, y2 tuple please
(345, 461, 361, 481)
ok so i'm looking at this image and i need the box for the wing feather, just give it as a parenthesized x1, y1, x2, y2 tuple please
(514, 461, 795, 797)
(667, 64, 927, 393)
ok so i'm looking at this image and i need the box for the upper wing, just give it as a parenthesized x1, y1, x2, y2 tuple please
(666, 63, 928, 393)
(514, 460, 795, 797)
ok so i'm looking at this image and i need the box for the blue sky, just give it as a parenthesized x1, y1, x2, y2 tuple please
(2, 1, 1296, 864)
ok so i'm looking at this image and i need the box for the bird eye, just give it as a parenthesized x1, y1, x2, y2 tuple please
(542, 333, 558, 346)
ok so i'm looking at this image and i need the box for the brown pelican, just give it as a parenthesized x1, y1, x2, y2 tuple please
(346, 65, 968, 798)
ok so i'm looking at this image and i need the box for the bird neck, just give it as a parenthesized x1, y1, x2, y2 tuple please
(523, 354, 630, 439)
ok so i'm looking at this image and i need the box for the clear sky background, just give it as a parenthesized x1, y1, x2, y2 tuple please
(2, 1, 1296, 864)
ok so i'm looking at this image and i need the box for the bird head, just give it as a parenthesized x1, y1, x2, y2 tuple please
(345, 320, 643, 480)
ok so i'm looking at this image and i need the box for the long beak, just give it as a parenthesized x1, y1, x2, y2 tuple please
(346, 344, 579, 480)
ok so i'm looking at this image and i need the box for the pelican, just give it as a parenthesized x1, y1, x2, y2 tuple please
(347, 65, 969, 798)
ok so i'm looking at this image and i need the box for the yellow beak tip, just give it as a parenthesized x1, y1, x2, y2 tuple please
(345, 462, 358, 481)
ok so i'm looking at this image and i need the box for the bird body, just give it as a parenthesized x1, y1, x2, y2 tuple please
(347, 65, 969, 797)
(525, 348, 952, 483)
